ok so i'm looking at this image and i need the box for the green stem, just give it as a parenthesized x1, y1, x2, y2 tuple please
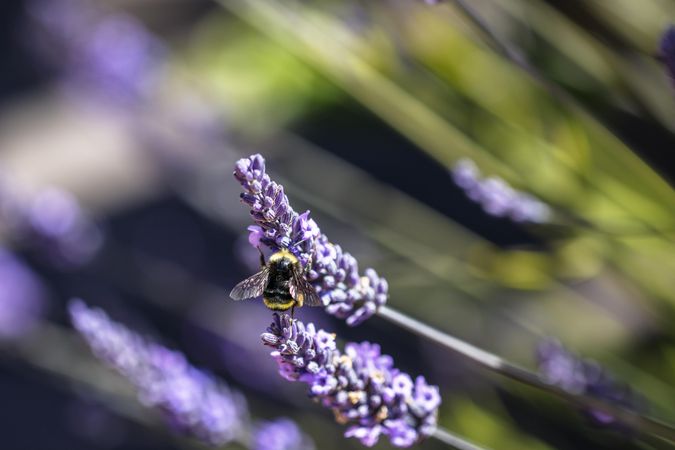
(377, 305, 675, 444)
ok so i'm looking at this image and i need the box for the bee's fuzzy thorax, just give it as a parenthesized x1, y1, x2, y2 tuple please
(269, 249, 299, 265)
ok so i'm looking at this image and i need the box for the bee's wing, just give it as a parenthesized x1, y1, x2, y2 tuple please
(291, 269, 323, 307)
(229, 267, 269, 301)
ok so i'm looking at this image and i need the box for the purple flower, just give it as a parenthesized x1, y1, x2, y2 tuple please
(20, 187, 103, 268)
(660, 25, 675, 87)
(74, 14, 163, 103)
(451, 158, 551, 224)
(536, 339, 587, 394)
(252, 418, 315, 450)
(0, 249, 46, 339)
(261, 313, 440, 447)
(536, 339, 647, 428)
(234, 154, 388, 326)
(27, 0, 164, 105)
(0, 173, 102, 268)
(69, 300, 248, 445)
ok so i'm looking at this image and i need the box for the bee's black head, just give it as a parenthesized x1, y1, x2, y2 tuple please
(276, 257, 292, 270)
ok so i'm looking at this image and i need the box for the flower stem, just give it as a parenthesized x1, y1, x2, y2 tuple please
(377, 305, 675, 443)
(432, 427, 488, 450)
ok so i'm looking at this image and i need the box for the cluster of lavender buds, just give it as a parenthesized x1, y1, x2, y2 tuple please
(261, 313, 440, 447)
(452, 159, 551, 224)
(70, 300, 316, 448)
(0, 249, 46, 339)
(0, 178, 102, 268)
(660, 25, 675, 87)
(536, 339, 647, 428)
(69, 299, 248, 445)
(27, 0, 164, 105)
(234, 154, 388, 326)
(252, 419, 316, 450)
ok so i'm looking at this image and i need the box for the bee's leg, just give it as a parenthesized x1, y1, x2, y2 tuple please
(257, 246, 266, 267)
(291, 304, 296, 320)
(304, 252, 313, 275)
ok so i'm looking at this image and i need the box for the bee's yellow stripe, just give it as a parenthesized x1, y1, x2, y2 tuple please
(263, 298, 296, 311)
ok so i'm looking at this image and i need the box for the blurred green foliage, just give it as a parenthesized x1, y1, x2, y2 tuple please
(167, 0, 675, 447)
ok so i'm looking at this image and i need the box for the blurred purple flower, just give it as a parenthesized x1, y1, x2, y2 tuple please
(261, 313, 440, 447)
(0, 172, 102, 268)
(0, 249, 46, 339)
(27, 0, 164, 105)
(452, 158, 551, 224)
(660, 25, 675, 87)
(20, 187, 103, 268)
(69, 299, 248, 445)
(536, 339, 647, 428)
(252, 418, 315, 450)
(234, 154, 388, 326)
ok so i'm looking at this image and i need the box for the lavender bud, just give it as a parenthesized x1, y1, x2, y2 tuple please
(252, 418, 315, 450)
(660, 25, 675, 87)
(233, 154, 388, 326)
(451, 158, 551, 224)
(20, 187, 103, 268)
(69, 299, 248, 445)
(262, 313, 440, 447)
(27, 0, 164, 105)
(0, 249, 46, 339)
(536, 339, 647, 429)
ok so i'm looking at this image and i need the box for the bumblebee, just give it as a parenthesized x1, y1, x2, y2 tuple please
(230, 248, 321, 316)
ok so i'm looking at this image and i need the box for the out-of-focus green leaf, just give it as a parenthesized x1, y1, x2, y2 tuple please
(179, 17, 339, 132)
(445, 398, 554, 450)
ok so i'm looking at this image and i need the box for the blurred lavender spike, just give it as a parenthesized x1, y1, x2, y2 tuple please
(21, 187, 104, 268)
(0, 178, 103, 268)
(27, 0, 165, 105)
(252, 418, 315, 450)
(0, 249, 46, 339)
(261, 313, 440, 447)
(452, 158, 551, 224)
(234, 154, 388, 326)
(69, 299, 249, 446)
(536, 339, 647, 429)
(659, 25, 675, 87)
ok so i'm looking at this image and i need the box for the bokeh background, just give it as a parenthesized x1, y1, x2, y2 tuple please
(1, 0, 675, 448)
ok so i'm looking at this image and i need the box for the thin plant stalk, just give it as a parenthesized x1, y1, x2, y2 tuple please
(377, 305, 675, 443)
(433, 428, 489, 450)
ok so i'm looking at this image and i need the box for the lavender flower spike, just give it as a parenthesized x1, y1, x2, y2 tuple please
(234, 154, 388, 326)
(536, 339, 647, 429)
(0, 248, 46, 339)
(21, 187, 103, 268)
(253, 418, 315, 450)
(0, 175, 103, 268)
(262, 313, 440, 447)
(69, 299, 248, 445)
(452, 158, 551, 224)
(660, 25, 675, 88)
(28, 0, 165, 105)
